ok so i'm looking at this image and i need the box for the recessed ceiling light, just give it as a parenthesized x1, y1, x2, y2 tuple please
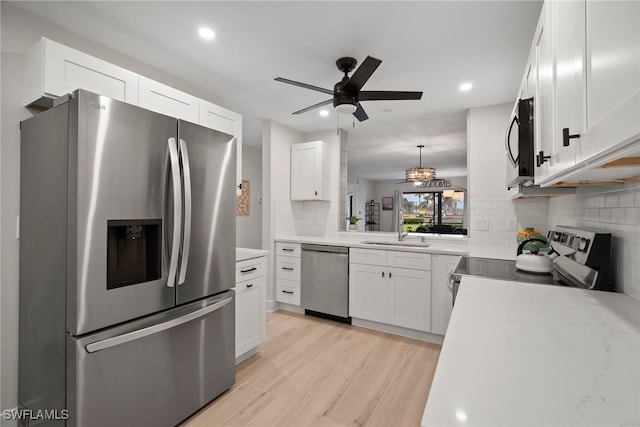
(198, 27, 215, 40)
(319, 109, 330, 117)
(459, 82, 473, 92)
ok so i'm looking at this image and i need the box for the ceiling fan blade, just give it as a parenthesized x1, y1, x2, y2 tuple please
(292, 99, 333, 115)
(353, 103, 369, 122)
(274, 77, 334, 95)
(343, 56, 382, 93)
(359, 91, 423, 101)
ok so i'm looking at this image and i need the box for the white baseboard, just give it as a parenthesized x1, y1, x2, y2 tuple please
(351, 318, 444, 345)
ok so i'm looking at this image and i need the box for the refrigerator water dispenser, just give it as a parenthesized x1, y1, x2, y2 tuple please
(107, 219, 161, 289)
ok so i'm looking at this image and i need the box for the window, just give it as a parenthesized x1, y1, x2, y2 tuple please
(401, 190, 465, 234)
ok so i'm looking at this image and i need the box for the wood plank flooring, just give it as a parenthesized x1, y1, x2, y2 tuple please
(182, 310, 442, 427)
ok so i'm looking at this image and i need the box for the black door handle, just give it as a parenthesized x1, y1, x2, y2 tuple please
(562, 128, 580, 147)
(536, 151, 551, 167)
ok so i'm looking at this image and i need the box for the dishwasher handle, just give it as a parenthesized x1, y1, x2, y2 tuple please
(301, 243, 349, 254)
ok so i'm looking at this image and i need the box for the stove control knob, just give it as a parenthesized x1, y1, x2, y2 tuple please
(578, 238, 590, 252)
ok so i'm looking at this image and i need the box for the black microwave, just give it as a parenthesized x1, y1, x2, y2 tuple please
(506, 97, 534, 189)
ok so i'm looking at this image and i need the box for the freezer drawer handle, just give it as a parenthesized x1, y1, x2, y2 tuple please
(240, 267, 257, 273)
(167, 137, 182, 288)
(85, 296, 232, 353)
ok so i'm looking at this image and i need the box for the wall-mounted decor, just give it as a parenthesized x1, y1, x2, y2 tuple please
(236, 180, 249, 215)
(382, 196, 393, 210)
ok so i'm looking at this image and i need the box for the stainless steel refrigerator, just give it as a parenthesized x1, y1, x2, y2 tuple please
(19, 89, 237, 426)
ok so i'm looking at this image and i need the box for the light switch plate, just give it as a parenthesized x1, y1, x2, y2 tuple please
(507, 217, 517, 231)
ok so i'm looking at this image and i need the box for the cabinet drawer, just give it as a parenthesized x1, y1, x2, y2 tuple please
(388, 251, 431, 270)
(275, 242, 301, 257)
(235, 275, 266, 295)
(276, 279, 300, 305)
(235, 257, 267, 283)
(276, 256, 301, 281)
(349, 248, 387, 266)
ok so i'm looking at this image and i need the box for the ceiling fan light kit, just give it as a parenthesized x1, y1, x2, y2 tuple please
(275, 55, 423, 122)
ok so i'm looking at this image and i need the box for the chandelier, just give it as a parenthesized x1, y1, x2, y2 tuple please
(405, 145, 436, 184)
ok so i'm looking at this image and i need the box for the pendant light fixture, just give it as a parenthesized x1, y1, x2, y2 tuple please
(405, 145, 436, 184)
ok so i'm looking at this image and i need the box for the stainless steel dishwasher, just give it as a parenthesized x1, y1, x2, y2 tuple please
(301, 244, 350, 323)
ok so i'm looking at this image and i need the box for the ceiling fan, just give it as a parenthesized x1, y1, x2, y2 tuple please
(275, 55, 423, 122)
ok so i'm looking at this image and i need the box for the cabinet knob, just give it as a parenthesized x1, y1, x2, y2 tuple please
(536, 151, 551, 167)
(562, 128, 580, 147)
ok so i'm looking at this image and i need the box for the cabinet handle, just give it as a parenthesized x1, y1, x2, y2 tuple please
(282, 290, 294, 294)
(389, 272, 392, 278)
(240, 267, 257, 273)
(536, 151, 551, 167)
(562, 128, 580, 147)
(314, 190, 318, 196)
(282, 267, 294, 271)
(246, 283, 254, 288)
(282, 248, 294, 252)
(381, 271, 385, 278)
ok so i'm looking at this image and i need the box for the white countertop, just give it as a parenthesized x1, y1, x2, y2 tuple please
(275, 234, 469, 256)
(236, 247, 269, 262)
(422, 277, 640, 426)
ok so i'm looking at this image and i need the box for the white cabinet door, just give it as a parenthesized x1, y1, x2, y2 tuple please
(290, 141, 331, 201)
(430, 255, 460, 335)
(349, 263, 387, 323)
(549, 0, 585, 177)
(25, 38, 139, 107)
(235, 276, 265, 358)
(581, 0, 640, 161)
(138, 76, 199, 122)
(533, 2, 555, 184)
(200, 100, 243, 195)
(388, 267, 431, 332)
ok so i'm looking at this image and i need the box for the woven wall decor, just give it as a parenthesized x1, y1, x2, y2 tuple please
(236, 180, 249, 215)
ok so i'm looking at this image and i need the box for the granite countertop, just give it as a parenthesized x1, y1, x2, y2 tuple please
(236, 247, 269, 262)
(422, 277, 640, 426)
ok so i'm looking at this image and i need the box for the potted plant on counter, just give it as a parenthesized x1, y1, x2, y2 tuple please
(347, 215, 361, 231)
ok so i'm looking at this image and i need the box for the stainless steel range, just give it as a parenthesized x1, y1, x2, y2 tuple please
(451, 226, 612, 303)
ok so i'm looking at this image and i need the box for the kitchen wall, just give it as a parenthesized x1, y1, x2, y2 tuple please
(0, 3, 262, 419)
(467, 103, 549, 250)
(236, 146, 263, 249)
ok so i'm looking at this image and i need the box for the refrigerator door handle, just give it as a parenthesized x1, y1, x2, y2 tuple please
(167, 137, 182, 288)
(85, 296, 232, 353)
(177, 138, 192, 286)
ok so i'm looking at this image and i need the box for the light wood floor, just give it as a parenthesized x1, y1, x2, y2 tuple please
(183, 310, 442, 427)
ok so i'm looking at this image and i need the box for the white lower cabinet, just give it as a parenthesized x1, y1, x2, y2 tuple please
(275, 242, 301, 306)
(349, 248, 432, 333)
(235, 256, 267, 363)
(430, 255, 460, 335)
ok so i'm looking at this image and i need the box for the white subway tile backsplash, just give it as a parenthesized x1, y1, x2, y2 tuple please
(605, 195, 619, 208)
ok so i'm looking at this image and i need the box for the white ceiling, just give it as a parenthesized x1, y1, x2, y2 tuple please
(11, 0, 542, 181)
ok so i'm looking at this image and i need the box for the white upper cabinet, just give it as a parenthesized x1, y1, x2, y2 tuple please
(581, 0, 640, 161)
(533, 2, 555, 183)
(290, 140, 331, 201)
(547, 0, 585, 177)
(200, 100, 243, 195)
(24, 38, 139, 108)
(138, 76, 199, 123)
(531, 0, 640, 186)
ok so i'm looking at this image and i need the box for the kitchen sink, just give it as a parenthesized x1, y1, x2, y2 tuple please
(360, 240, 430, 248)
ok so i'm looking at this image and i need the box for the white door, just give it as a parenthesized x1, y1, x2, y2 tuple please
(388, 267, 431, 332)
